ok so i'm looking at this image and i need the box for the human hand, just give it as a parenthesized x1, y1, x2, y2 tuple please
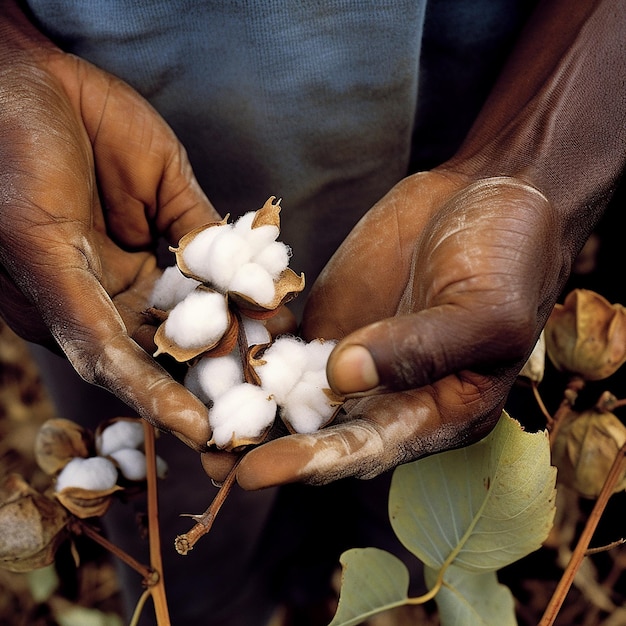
(235, 171, 564, 487)
(0, 8, 219, 449)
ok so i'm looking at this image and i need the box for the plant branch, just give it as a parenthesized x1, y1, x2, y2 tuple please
(142, 420, 171, 625)
(174, 457, 242, 555)
(538, 441, 626, 626)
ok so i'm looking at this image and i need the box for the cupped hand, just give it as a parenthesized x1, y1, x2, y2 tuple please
(235, 170, 567, 487)
(0, 45, 220, 449)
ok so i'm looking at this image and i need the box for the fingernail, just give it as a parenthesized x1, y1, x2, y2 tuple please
(330, 345, 379, 394)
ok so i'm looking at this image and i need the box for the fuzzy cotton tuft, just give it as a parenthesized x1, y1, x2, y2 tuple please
(97, 420, 145, 457)
(181, 224, 230, 281)
(164, 289, 229, 349)
(149, 266, 201, 311)
(229, 263, 276, 305)
(184, 352, 244, 404)
(55, 457, 118, 492)
(109, 448, 148, 482)
(241, 317, 271, 346)
(209, 383, 277, 448)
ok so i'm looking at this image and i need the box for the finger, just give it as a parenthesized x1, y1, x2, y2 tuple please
(237, 387, 501, 489)
(200, 450, 241, 484)
(325, 303, 533, 396)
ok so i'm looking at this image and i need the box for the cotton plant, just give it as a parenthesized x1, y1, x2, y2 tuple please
(34, 417, 168, 519)
(147, 196, 344, 452)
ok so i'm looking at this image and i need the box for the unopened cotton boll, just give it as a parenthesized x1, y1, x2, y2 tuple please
(164, 289, 229, 349)
(241, 316, 271, 346)
(255, 336, 309, 404)
(228, 262, 276, 305)
(97, 420, 145, 457)
(55, 457, 118, 492)
(209, 383, 277, 448)
(184, 352, 244, 404)
(180, 224, 230, 282)
(109, 448, 148, 482)
(149, 266, 201, 311)
(204, 229, 253, 291)
(252, 241, 291, 278)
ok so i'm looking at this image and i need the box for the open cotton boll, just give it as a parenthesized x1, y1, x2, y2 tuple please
(184, 352, 244, 404)
(97, 420, 145, 457)
(252, 241, 291, 278)
(109, 448, 148, 482)
(164, 289, 229, 349)
(255, 336, 309, 404)
(204, 228, 253, 291)
(181, 224, 230, 282)
(56, 457, 118, 492)
(304, 339, 337, 372)
(281, 380, 335, 433)
(209, 383, 277, 448)
(228, 262, 276, 305)
(241, 316, 271, 346)
(149, 265, 201, 311)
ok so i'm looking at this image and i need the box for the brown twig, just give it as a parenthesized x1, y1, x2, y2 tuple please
(548, 375, 585, 447)
(538, 441, 626, 626)
(174, 457, 242, 555)
(142, 420, 171, 625)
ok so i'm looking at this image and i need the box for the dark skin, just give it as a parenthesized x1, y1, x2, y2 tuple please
(1, 0, 624, 487)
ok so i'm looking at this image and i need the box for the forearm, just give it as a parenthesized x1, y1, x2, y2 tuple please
(445, 0, 625, 256)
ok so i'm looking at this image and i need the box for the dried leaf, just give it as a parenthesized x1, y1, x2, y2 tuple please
(0, 474, 69, 572)
(55, 484, 122, 519)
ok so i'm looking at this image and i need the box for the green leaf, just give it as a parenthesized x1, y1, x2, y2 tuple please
(424, 564, 516, 626)
(389, 411, 556, 573)
(328, 547, 410, 626)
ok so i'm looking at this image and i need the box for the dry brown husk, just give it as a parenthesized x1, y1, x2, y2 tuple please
(55, 484, 122, 519)
(552, 408, 626, 498)
(545, 289, 626, 381)
(34, 418, 93, 476)
(0, 474, 69, 572)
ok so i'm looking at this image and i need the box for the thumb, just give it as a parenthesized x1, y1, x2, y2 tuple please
(326, 305, 527, 395)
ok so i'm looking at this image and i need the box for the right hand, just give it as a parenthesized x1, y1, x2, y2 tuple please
(0, 15, 220, 450)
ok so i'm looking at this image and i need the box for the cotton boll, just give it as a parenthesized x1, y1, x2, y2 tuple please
(109, 448, 148, 482)
(97, 420, 145, 457)
(255, 336, 308, 404)
(281, 381, 335, 433)
(55, 457, 118, 492)
(228, 262, 276, 305)
(181, 224, 230, 282)
(252, 241, 291, 278)
(164, 289, 229, 349)
(205, 229, 253, 291)
(241, 316, 271, 346)
(209, 383, 277, 448)
(184, 352, 244, 404)
(304, 339, 336, 372)
(149, 265, 201, 311)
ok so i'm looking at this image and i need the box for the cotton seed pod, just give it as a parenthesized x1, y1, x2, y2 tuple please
(95, 417, 145, 457)
(545, 289, 626, 381)
(34, 418, 93, 476)
(552, 408, 626, 499)
(153, 287, 238, 362)
(0, 474, 69, 572)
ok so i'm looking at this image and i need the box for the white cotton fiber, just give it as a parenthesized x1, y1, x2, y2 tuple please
(109, 448, 148, 482)
(241, 316, 271, 346)
(184, 352, 243, 404)
(180, 224, 230, 282)
(204, 229, 253, 291)
(55, 456, 118, 492)
(255, 336, 308, 404)
(252, 241, 290, 278)
(228, 262, 276, 305)
(281, 380, 335, 433)
(164, 289, 229, 349)
(209, 383, 277, 448)
(149, 265, 201, 311)
(303, 339, 336, 372)
(97, 420, 145, 457)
